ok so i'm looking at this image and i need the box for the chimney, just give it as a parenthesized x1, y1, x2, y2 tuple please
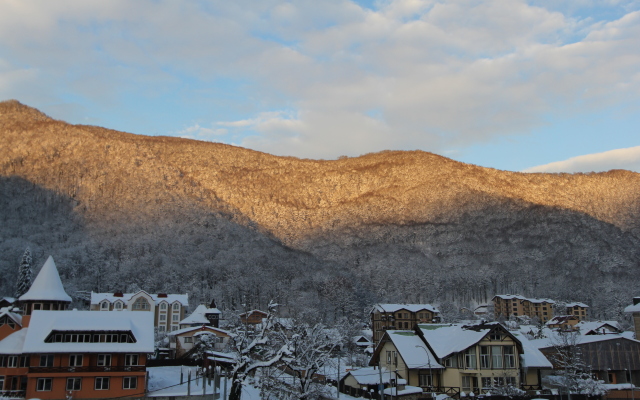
(113, 292, 123, 297)
(633, 297, 640, 306)
(158, 293, 168, 298)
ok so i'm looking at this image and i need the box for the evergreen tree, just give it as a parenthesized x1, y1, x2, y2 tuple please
(15, 248, 33, 298)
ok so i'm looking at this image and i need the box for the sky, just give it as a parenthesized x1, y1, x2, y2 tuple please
(1, 0, 639, 173)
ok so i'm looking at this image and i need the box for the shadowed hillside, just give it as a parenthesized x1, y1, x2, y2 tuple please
(1, 100, 639, 319)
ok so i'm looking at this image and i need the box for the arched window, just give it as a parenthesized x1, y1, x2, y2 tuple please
(100, 302, 109, 310)
(114, 302, 123, 310)
(160, 303, 167, 311)
(132, 297, 150, 310)
(172, 303, 180, 311)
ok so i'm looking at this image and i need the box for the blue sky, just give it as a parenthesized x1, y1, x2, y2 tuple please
(1, 0, 639, 173)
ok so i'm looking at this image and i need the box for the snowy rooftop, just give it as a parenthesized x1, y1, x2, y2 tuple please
(374, 303, 439, 314)
(346, 367, 406, 385)
(0, 307, 22, 327)
(493, 295, 555, 304)
(383, 385, 423, 395)
(19, 256, 72, 302)
(418, 323, 503, 359)
(511, 332, 553, 368)
(566, 302, 589, 308)
(91, 290, 188, 306)
(529, 331, 639, 350)
(23, 310, 154, 353)
(180, 304, 220, 325)
(625, 303, 640, 313)
(575, 320, 621, 334)
(386, 331, 443, 369)
(167, 325, 230, 337)
(0, 328, 28, 354)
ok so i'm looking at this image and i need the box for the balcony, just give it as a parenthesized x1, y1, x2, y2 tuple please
(0, 390, 25, 398)
(29, 365, 145, 373)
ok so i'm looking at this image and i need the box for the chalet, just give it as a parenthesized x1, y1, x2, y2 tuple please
(90, 290, 188, 332)
(624, 297, 640, 338)
(0, 256, 154, 399)
(239, 310, 268, 325)
(370, 304, 440, 345)
(575, 320, 622, 336)
(179, 304, 221, 329)
(370, 322, 552, 397)
(546, 315, 580, 330)
(167, 326, 231, 358)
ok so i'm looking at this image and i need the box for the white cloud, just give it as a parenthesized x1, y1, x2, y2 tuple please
(177, 124, 228, 141)
(523, 146, 640, 173)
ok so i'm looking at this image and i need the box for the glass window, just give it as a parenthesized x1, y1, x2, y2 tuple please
(101, 302, 109, 309)
(7, 356, 17, 368)
(133, 297, 150, 310)
(172, 314, 179, 321)
(482, 377, 492, 388)
(159, 314, 166, 321)
(491, 346, 503, 369)
(67, 378, 82, 391)
(464, 348, 476, 369)
(419, 374, 432, 387)
(97, 354, 111, 367)
(480, 346, 490, 369)
(95, 377, 110, 390)
(39, 355, 54, 367)
(115, 302, 122, 310)
(124, 354, 138, 366)
(504, 346, 515, 368)
(462, 376, 471, 391)
(19, 356, 30, 368)
(158, 325, 166, 332)
(123, 377, 137, 390)
(173, 303, 180, 311)
(69, 354, 83, 367)
(184, 337, 193, 343)
(37, 378, 52, 391)
(160, 303, 167, 310)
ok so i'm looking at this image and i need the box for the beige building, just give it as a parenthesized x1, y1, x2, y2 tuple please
(565, 302, 589, 320)
(90, 291, 188, 332)
(167, 325, 231, 358)
(492, 295, 555, 322)
(625, 298, 640, 338)
(371, 304, 440, 345)
(369, 322, 551, 397)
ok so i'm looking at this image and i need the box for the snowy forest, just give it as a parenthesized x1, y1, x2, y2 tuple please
(1, 100, 640, 324)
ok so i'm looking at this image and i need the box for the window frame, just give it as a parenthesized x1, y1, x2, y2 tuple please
(124, 354, 139, 366)
(37, 378, 53, 391)
(69, 354, 83, 367)
(95, 377, 110, 390)
(97, 354, 112, 367)
(39, 354, 54, 367)
(123, 376, 137, 390)
(66, 377, 82, 391)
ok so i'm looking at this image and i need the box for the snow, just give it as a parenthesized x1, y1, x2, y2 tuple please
(386, 331, 443, 368)
(0, 328, 28, 354)
(345, 367, 405, 385)
(625, 303, 640, 313)
(511, 332, 553, 368)
(374, 303, 439, 313)
(492, 295, 555, 304)
(22, 310, 154, 353)
(529, 331, 640, 350)
(147, 366, 262, 399)
(180, 304, 219, 325)
(19, 256, 72, 302)
(383, 385, 424, 395)
(91, 290, 188, 307)
(167, 325, 230, 337)
(418, 323, 495, 359)
(575, 320, 621, 334)
(0, 307, 22, 327)
(566, 302, 589, 308)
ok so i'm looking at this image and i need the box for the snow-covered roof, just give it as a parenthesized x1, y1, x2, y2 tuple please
(419, 323, 506, 359)
(386, 331, 443, 369)
(345, 367, 405, 385)
(511, 332, 553, 369)
(383, 385, 423, 395)
(91, 290, 188, 306)
(0, 328, 28, 354)
(180, 304, 220, 325)
(575, 321, 621, 334)
(22, 310, 154, 353)
(529, 331, 640, 350)
(546, 315, 579, 325)
(19, 256, 72, 302)
(374, 303, 439, 314)
(492, 295, 555, 304)
(0, 307, 22, 327)
(566, 302, 589, 308)
(167, 325, 230, 337)
(624, 303, 640, 313)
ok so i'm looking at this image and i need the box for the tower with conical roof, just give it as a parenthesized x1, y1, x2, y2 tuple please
(19, 255, 72, 316)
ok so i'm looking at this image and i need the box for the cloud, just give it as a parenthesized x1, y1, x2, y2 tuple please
(177, 124, 228, 141)
(523, 146, 640, 173)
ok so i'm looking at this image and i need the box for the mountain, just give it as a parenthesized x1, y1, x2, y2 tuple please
(1, 100, 639, 319)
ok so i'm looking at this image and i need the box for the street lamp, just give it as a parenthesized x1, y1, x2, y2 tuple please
(415, 345, 435, 397)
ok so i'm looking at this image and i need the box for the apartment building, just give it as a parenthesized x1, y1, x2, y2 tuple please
(492, 295, 555, 323)
(371, 304, 440, 345)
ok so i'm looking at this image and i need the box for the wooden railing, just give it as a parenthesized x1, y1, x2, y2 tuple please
(29, 365, 145, 373)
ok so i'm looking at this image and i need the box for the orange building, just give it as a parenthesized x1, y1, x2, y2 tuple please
(0, 256, 154, 400)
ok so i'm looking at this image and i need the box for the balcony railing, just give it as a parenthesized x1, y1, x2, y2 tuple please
(29, 365, 145, 373)
(0, 390, 25, 398)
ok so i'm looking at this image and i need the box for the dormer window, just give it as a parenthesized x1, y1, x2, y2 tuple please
(132, 297, 150, 310)
(160, 303, 167, 311)
(100, 301, 109, 310)
(114, 301, 123, 310)
(172, 303, 180, 311)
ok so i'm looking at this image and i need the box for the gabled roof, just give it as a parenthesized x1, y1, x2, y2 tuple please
(180, 304, 220, 325)
(546, 315, 579, 325)
(373, 303, 439, 314)
(0, 307, 22, 327)
(566, 302, 589, 308)
(575, 320, 622, 335)
(384, 330, 443, 369)
(511, 332, 553, 368)
(0, 328, 28, 355)
(19, 256, 72, 302)
(624, 303, 640, 313)
(91, 291, 188, 306)
(344, 366, 405, 385)
(418, 322, 520, 360)
(22, 310, 154, 353)
(167, 325, 230, 337)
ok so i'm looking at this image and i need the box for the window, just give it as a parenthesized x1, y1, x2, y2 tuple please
(171, 325, 178, 331)
(97, 354, 111, 367)
(158, 325, 166, 332)
(491, 346, 503, 369)
(69, 354, 83, 367)
(95, 377, 110, 390)
(184, 337, 193, 343)
(387, 351, 392, 364)
(124, 354, 138, 366)
(19, 356, 29, 368)
(7, 356, 17, 368)
(444, 356, 457, 368)
(33, 304, 41, 311)
(506, 376, 516, 386)
(160, 303, 167, 310)
(504, 346, 515, 368)
(67, 378, 82, 391)
(464, 348, 476, 369)
(494, 377, 505, 386)
(123, 377, 137, 389)
(480, 346, 490, 369)
(40, 355, 54, 367)
(37, 378, 52, 391)
(404, 313, 409, 319)
(159, 314, 166, 321)
(173, 303, 180, 311)
(482, 377, 492, 388)
(100, 301, 109, 310)
(0, 377, 4, 391)
(114, 302, 123, 310)
(462, 376, 471, 391)
(419, 374, 432, 387)
(173, 314, 180, 322)
(132, 297, 150, 310)
(490, 333, 503, 341)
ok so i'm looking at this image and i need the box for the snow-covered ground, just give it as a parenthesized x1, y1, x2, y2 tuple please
(147, 366, 261, 399)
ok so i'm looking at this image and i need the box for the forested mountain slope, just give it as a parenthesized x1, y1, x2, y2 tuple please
(1, 100, 639, 319)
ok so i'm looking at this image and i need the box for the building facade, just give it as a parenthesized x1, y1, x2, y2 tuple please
(492, 295, 555, 322)
(371, 304, 440, 345)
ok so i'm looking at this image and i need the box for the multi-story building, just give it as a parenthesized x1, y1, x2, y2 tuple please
(90, 291, 188, 332)
(492, 295, 555, 323)
(624, 297, 640, 338)
(370, 304, 440, 345)
(565, 302, 589, 321)
(0, 256, 154, 399)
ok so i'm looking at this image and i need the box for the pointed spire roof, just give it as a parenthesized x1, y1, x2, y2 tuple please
(19, 256, 72, 302)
